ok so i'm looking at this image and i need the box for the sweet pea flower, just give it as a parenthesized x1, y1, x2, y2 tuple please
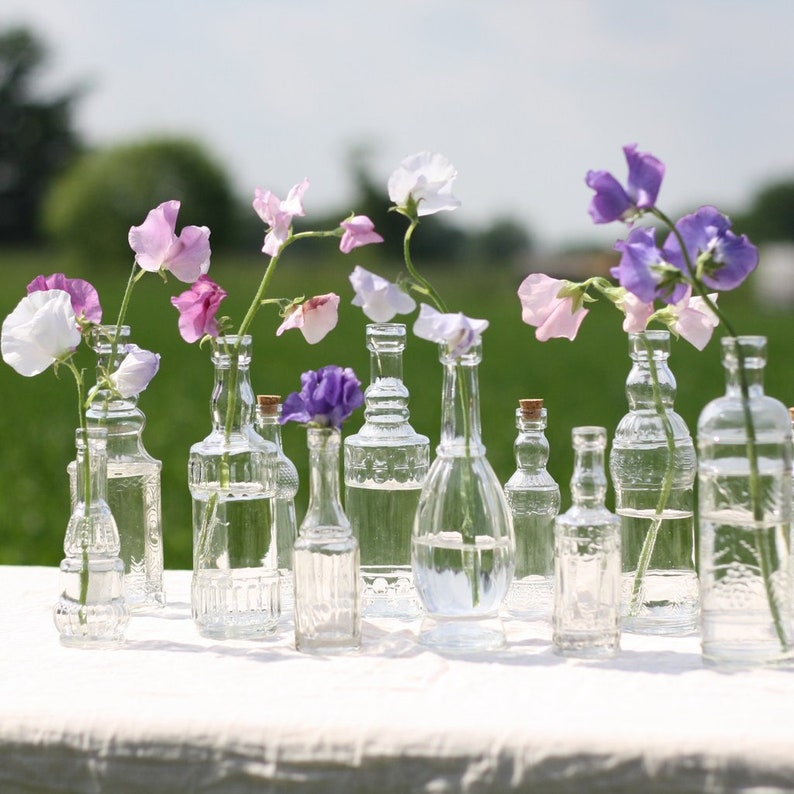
(276, 293, 339, 344)
(109, 344, 160, 397)
(663, 288, 720, 351)
(586, 143, 665, 224)
(171, 275, 228, 343)
(339, 215, 383, 254)
(615, 290, 654, 334)
(281, 365, 364, 429)
(349, 265, 416, 322)
(612, 226, 688, 305)
(27, 273, 102, 324)
(1, 289, 81, 376)
(412, 303, 488, 357)
(663, 205, 759, 291)
(128, 200, 211, 283)
(517, 273, 588, 342)
(388, 151, 461, 217)
(253, 179, 309, 256)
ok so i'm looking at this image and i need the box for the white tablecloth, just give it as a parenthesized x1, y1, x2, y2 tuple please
(1, 566, 793, 794)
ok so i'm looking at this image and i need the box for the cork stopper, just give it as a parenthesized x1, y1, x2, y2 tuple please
(789, 407, 794, 424)
(519, 398, 544, 420)
(257, 394, 281, 415)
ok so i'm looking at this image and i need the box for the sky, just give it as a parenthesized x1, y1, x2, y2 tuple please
(4, 0, 794, 250)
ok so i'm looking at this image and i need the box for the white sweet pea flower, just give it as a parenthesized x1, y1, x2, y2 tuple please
(349, 266, 416, 322)
(1, 289, 80, 377)
(413, 303, 489, 357)
(388, 152, 461, 217)
(109, 344, 160, 397)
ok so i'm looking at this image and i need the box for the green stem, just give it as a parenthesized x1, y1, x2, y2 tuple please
(403, 218, 448, 313)
(110, 261, 144, 364)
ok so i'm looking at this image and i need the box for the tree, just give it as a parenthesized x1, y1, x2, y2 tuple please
(734, 181, 794, 243)
(0, 27, 82, 244)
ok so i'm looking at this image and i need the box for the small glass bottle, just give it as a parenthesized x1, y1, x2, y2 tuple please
(294, 426, 361, 654)
(553, 426, 621, 658)
(255, 395, 299, 615)
(69, 325, 165, 611)
(504, 398, 560, 620)
(344, 323, 429, 619)
(55, 427, 129, 648)
(698, 336, 793, 667)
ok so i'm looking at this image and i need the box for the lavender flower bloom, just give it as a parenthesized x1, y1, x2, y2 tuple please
(586, 143, 665, 224)
(281, 365, 364, 429)
(612, 226, 688, 305)
(663, 205, 759, 291)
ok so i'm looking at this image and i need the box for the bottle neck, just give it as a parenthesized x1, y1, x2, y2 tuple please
(626, 331, 676, 410)
(74, 428, 109, 509)
(363, 323, 412, 430)
(439, 343, 483, 454)
(211, 336, 255, 433)
(301, 427, 349, 532)
(723, 336, 766, 398)
(569, 427, 608, 508)
(514, 410, 550, 472)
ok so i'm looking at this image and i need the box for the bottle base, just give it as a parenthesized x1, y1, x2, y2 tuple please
(295, 633, 360, 655)
(553, 630, 620, 659)
(418, 613, 505, 652)
(621, 614, 698, 636)
(361, 566, 422, 619)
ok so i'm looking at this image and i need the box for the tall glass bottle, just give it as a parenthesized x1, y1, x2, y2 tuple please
(698, 336, 793, 667)
(344, 323, 429, 619)
(255, 394, 298, 615)
(412, 342, 514, 651)
(610, 330, 697, 635)
(70, 325, 165, 612)
(553, 426, 621, 658)
(188, 335, 280, 640)
(55, 427, 129, 647)
(504, 398, 560, 620)
(294, 427, 361, 654)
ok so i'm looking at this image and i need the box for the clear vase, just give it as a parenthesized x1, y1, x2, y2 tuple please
(412, 342, 514, 651)
(54, 427, 129, 648)
(69, 325, 165, 612)
(344, 323, 429, 619)
(610, 330, 698, 635)
(188, 335, 280, 640)
(294, 427, 361, 654)
(504, 398, 560, 621)
(698, 336, 793, 667)
(255, 395, 298, 616)
(553, 426, 621, 658)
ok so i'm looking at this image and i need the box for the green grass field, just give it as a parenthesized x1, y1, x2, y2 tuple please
(2, 246, 792, 569)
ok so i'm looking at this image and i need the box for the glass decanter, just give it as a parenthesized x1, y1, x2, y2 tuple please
(553, 426, 621, 658)
(344, 323, 429, 619)
(503, 398, 560, 621)
(412, 341, 514, 651)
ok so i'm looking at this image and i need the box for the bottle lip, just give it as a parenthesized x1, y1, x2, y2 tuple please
(628, 329, 670, 359)
(720, 335, 766, 367)
(571, 425, 607, 449)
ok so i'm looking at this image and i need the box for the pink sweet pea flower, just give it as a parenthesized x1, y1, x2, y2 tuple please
(27, 273, 102, 325)
(128, 200, 211, 283)
(667, 289, 720, 351)
(170, 275, 228, 343)
(349, 265, 416, 322)
(339, 215, 383, 253)
(615, 290, 654, 334)
(109, 344, 160, 397)
(276, 293, 340, 345)
(253, 179, 309, 257)
(412, 303, 489, 357)
(517, 273, 588, 342)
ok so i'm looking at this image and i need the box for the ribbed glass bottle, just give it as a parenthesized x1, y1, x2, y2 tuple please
(412, 342, 514, 651)
(698, 336, 793, 667)
(69, 325, 165, 612)
(344, 323, 429, 619)
(188, 335, 280, 639)
(610, 330, 697, 635)
(504, 398, 560, 621)
(255, 395, 298, 616)
(553, 426, 621, 658)
(55, 427, 129, 648)
(294, 427, 361, 654)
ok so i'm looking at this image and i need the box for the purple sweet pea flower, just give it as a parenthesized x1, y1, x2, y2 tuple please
(27, 273, 102, 324)
(339, 215, 383, 253)
(170, 275, 228, 343)
(663, 205, 759, 291)
(612, 226, 688, 305)
(586, 143, 665, 224)
(280, 365, 364, 429)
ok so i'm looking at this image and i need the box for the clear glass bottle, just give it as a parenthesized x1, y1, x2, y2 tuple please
(55, 427, 129, 648)
(698, 336, 793, 667)
(255, 394, 298, 615)
(610, 330, 697, 635)
(344, 323, 429, 619)
(412, 342, 514, 651)
(69, 325, 165, 612)
(188, 335, 280, 640)
(504, 398, 560, 621)
(553, 426, 621, 658)
(294, 427, 361, 654)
